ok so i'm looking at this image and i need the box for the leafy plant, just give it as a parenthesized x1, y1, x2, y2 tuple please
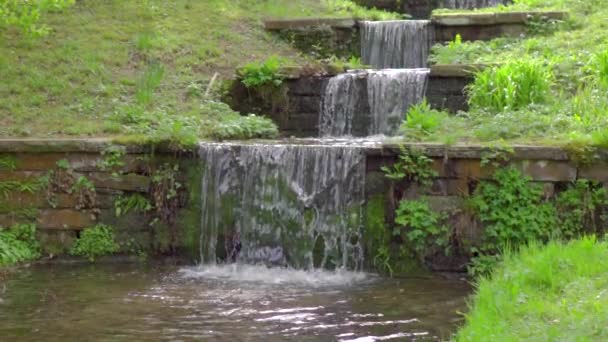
(469, 167, 556, 253)
(240, 56, 284, 89)
(99, 145, 126, 173)
(468, 60, 553, 112)
(381, 146, 437, 188)
(55, 159, 70, 170)
(210, 114, 279, 140)
(0, 155, 17, 171)
(555, 180, 608, 238)
(114, 194, 152, 217)
(0, 224, 40, 266)
(69, 224, 119, 262)
(400, 99, 448, 139)
(394, 199, 449, 259)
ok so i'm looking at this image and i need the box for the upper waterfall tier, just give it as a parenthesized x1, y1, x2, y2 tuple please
(199, 142, 366, 270)
(360, 20, 432, 69)
(319, 69, 430, 138)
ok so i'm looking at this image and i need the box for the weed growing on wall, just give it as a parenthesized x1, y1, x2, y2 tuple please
(469, 167, 556, 253)
(69, 224, 119, 262)
(394, 199, 449, 261)
(381, 146, 437, 187)
(114, 194, 152, 217)
(240, 56, 285, 89)
(555, 180, 608, 238)
(0, 224, 40, 266)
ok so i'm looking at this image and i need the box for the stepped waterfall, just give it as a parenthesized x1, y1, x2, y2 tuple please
(319, 69, 429, 137)
(360, 20, 432, 69)
(199, 19, 433, 270)
(199, 143, 366, 270)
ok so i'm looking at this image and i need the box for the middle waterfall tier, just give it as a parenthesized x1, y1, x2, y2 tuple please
(319, 69, 430, 137)
(360, 20, 433, 69)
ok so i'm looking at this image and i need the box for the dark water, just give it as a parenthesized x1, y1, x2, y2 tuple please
(0, 263, 470, 341)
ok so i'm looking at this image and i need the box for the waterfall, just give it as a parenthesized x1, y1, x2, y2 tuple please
(319, 69, 429, 137)
(360, 20, 432, 69)
(439, 0, 507, 9)
(199, 142, 366, 270)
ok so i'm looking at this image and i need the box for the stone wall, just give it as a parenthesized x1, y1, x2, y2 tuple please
(265, 18, 360, 59)
(228, 65, 475, 137)
(364, 143, 607, 271)
(0, 140, 201, 259)
(432, 11, 567, 42)
(354, 0, 511, 19)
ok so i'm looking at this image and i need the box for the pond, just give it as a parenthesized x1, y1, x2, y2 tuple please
(0, 263, 470, 341)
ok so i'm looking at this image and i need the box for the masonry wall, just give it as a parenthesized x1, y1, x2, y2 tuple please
(0, 140, 201, 260)
(365, 144, 608, 271)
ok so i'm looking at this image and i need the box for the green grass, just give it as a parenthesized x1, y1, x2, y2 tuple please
(456, 237, 608, 341)
(0, 0, 396, 139)
(414, 0, 608, 147)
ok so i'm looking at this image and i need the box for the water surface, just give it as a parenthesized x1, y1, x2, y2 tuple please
(0, 263, 470, 341)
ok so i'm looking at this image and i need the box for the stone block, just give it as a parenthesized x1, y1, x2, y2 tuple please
(429, 178, 469, 196)
(0, 192, 77, 210)
(579, 163, 608, 182)
(0, 171, 46, 182)
(88, 172, 150, 192)
(432, 158, 495, 180)
(37, 209, 98, 230)
(514, 160, 577, 182)
(37, 230, 77, 256)
(426, 196, 464, 213)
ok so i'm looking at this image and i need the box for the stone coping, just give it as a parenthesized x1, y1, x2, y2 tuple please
(431, 11, 567, 26)
(0, 138, 603, 162)
(268, 64, 488, 80)
(264, 18, 357, 30)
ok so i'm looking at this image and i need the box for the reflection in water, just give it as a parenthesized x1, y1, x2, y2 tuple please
(0, 263, 470, 341)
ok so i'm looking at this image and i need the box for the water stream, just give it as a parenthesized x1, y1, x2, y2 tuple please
(319, 69, 429, 137)
(360, 20, 432, 69)
(0, 263, 470, 341)
(199, 142, 366, 270)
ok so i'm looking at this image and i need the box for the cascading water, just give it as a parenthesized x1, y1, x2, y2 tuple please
(199, 142, 366, 270)
(360, 20, 432, 69)
(319, 69, 429, 137)
(439, 0, 507, 9)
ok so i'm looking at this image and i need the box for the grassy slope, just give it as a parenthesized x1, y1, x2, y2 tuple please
(456, 237, 608, 341)
(0, 0, 385, 138)
(414, 0, 608, 147)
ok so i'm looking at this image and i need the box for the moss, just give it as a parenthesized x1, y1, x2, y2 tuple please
(176, 158, 203, 261)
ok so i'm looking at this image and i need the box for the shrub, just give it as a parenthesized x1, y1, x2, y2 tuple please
(468, 60, 552, 112)
(0, 224, 40, 266)
(69, 224, 119, 261)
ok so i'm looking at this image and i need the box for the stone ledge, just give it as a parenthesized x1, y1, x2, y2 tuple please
(430, 64, 490, 77)
(264, 18, 357, 31)
(0, 138, 197, 154)
(431, 11, 567, 26)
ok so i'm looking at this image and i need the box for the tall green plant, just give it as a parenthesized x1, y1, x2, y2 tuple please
(468, 60, 552, 112)
(0, 224, 40, 266)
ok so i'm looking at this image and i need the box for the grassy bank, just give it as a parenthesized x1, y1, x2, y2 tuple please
(409, 0, 608, 147)
(456, 237, 608, 341)
(0, 0, 396, 140)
